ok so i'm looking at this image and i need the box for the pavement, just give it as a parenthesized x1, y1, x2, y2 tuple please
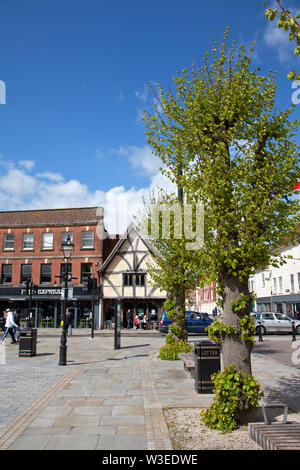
(0, 329, 299, 450)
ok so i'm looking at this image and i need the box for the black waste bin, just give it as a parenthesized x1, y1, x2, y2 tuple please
(194, 340, 220, 393)
(19, 328, 37, 357)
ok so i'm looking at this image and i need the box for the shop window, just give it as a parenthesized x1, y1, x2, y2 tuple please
(21, 264, 32, 283)
(42, 233, 53, 250)
(40, 264, 52, 283)
(81, 231, 94, 249)
(3, 233, 14, 250)
(23, 233, 34, 250)
(1, 264, 12, 283)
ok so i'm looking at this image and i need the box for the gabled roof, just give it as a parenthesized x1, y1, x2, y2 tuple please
(99, 221, 159, 273)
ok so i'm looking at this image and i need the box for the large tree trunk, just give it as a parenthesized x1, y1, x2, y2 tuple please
(220, 273, 253, 375)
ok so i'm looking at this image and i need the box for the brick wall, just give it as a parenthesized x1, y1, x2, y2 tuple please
(0, 218, 103, 286)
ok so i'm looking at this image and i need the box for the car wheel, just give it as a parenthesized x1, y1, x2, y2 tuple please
(255, 325, 266, 335)
(295, 326, 300, 335)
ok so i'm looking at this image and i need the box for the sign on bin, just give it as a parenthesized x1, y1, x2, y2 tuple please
(194, 341, 220, 393)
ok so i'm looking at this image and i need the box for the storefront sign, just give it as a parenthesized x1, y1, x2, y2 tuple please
(20, 288, 62, 296)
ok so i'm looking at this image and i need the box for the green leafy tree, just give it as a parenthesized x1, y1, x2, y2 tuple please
(143, 29, 300, 375)
(139, 192, 201, 345)
(264, 0, 300, 79)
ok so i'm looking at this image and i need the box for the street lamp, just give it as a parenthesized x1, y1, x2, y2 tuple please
(59, 234, 74, 366)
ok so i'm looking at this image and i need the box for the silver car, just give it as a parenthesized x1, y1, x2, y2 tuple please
(251, 312, 300, 335)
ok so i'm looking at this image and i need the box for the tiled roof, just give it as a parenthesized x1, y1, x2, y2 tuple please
(0, 207, 103, 228)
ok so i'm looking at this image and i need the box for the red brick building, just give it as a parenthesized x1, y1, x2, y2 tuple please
(0, 207, 104, 328)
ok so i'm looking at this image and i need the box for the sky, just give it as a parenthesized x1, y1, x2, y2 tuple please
(0, 0, 299, 233)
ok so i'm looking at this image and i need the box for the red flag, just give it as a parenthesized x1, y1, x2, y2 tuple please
(294, 182, 300, 191)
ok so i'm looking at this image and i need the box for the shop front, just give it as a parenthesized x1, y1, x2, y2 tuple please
(103, 298, 164, 328)
(255, 294, 300, 317)
(0, 286, 99, 328)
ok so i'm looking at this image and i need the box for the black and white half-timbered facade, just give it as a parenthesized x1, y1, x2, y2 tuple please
(98, 223, 166, 328)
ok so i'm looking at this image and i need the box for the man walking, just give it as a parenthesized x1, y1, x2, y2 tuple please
(0, 308, 18, 343)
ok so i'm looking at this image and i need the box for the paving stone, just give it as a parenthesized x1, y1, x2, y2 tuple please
(97, 434, 147, 450)
(44, 435, 99, 450)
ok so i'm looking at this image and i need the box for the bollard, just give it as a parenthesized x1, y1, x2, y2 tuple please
(258, 322, 263, 342)
(292, 321, 296, 342)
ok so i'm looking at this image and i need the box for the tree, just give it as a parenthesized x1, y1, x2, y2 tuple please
(143, 29, 300, 376)
(264, 0, 300, 79)
(139, 191, 201, 346)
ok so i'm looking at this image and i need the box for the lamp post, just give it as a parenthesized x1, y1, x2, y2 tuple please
(59, 235, 74, 366)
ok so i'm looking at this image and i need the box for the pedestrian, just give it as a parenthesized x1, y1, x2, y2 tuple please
(0, 308, 18, 344)
(212, 307, 217, 317)
(65, 307, 74, 336)
(126, 309, 132, 328)
(12, 308, 21, 342)
(134, 314, 140, 329)
(295, 310, 300, 320)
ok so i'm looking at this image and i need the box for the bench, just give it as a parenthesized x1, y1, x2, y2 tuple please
(249, 404, 300, 450)
(178, 353, 195, 376)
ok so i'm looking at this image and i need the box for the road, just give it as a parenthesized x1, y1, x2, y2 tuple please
(186, 333, 300, 369)
(252, 334, 300, 369)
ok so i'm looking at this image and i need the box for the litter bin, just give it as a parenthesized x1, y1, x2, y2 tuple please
(19, 328, 37, 357)
(194, 340, 220, 393)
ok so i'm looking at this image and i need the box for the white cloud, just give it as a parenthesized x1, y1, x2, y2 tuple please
(35, 171, 64, 182)
(0, 149, 176, 234)
(18, 160, 35, 171)
(112, 144, 161, 177)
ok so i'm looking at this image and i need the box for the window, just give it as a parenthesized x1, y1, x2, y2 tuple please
(23, 233, 34, 250)
(40, 264, 52, 283)
(81, 231, 94, 249)
(136, 274, 145, 286)
(42, 233, 53, 250)
(3, 233, 14, 250)
(298, 273, 300, 291)
(262, 313, 275, 320)
(21, 264, 32, 283)
(1, 264, 12, 283)
(273, 278, 277, 294)
(262, 273, 265, 288)
(80, 263, 92, 283)
(291, 274, 295, 292)
(278, 276, 283, 294)
(60, 263, 72, 282)
(61, 232, 73, 243)
(123, 274, 133, 286)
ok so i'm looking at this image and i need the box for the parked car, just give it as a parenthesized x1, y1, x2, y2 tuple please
(160, 311, 213, 334)
(251, 312, 300, 335)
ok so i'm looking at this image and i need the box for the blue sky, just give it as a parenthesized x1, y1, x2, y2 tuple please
(0, 0, 299, 232)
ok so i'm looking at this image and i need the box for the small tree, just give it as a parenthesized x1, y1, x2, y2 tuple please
(139, 192, 202, 354)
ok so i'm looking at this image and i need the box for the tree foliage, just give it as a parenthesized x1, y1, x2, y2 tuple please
(264, 0, 300, 79)
(143, 29, 300, 375)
